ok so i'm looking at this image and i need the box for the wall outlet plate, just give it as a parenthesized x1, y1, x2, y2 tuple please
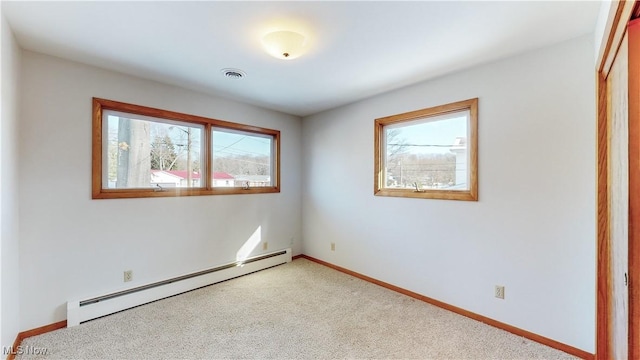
(495, 285, 505, 299)
(330, 242, 336, 251)
(124, 270, 133, 282)
(262, 242, 268, 250)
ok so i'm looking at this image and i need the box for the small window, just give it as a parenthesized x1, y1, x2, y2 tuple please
(93, 98, 280, 199)
(374, 98, 478, 201)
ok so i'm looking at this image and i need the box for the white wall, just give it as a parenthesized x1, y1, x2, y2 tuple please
(594, 0, 613, 62)
(302, 35, 595, 352)
(18, 51, 302, 330)
(1, 12, 22, 351)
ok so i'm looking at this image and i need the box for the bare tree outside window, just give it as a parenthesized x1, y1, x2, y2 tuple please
(150, 135, 178, 171)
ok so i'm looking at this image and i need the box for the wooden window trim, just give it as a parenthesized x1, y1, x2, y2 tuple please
(374, 98, 478, 201)
(92, 98, 280, 199)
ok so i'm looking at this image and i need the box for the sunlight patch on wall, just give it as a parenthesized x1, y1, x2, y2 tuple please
(236, 226, 262, 262)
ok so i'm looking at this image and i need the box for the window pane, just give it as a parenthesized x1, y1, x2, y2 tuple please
(383, 110, 469, 191)
(103, 111, 204, 189)
(211, 128, 273, 187)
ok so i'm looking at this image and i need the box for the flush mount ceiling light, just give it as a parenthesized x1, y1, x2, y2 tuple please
(221, 68, 246, 80)
(261, 30, 307, 60)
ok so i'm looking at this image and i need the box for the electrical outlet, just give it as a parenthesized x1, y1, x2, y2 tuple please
(124, 270, 133, 282)
(330, 242, 336, 251)
(263, 242, 268, 250)
(495, 285, 505, 299)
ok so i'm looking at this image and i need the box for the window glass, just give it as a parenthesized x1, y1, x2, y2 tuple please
(383, 111, 469, 191)
(374, 98, 478, 201)
(103, 111, 203, 189)
(212, 128, 274, 188)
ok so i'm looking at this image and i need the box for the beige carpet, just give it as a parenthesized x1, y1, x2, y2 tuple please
(17, 258, 578, 359)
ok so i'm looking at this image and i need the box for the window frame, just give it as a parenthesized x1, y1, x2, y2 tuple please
(92, 98, 280, 199)
(374, 98, 478, 201)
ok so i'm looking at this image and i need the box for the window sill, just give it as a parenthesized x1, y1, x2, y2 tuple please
(92, 187, 280, 199)
(374, 188, 477, 201)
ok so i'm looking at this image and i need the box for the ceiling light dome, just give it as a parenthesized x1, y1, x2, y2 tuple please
(261, 30, 306, 60)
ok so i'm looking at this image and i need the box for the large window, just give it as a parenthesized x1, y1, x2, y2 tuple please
(374, 98, 478, 201)
(93, 98, 280, 199)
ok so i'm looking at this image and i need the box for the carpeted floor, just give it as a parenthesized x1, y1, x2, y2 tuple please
(17, 258, 578, 359)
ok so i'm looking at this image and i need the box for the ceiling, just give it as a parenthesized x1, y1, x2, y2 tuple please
(2, 1, 601, 117)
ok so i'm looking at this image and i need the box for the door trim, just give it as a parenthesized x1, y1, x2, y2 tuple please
(628, 16, 640, 360)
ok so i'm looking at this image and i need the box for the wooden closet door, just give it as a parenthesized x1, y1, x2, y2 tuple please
(608, 32, 629, 360)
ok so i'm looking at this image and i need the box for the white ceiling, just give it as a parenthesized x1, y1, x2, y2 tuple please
(2, 1, 601, 117)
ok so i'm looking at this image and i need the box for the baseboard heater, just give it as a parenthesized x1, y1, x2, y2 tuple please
(67, 248, 291, 327)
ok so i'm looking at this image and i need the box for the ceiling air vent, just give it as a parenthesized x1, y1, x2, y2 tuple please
(221, 68, 246, 80)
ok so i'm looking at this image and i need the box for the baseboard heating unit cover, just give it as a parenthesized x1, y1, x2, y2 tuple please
(67, 248, 292, 327)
